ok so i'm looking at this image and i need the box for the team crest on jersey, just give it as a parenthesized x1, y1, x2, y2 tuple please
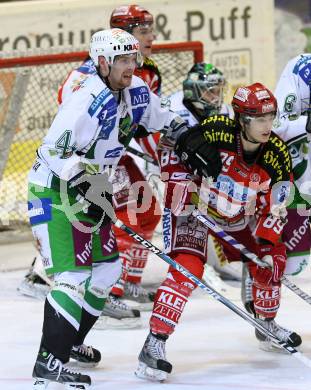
(250, 173, 260, 182)
(118, 114, 137, 146)
(70, 74, 89, 93)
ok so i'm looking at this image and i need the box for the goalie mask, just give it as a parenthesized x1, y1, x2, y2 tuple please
(183, 63, 226, 120)
(89, 28, 143, 68)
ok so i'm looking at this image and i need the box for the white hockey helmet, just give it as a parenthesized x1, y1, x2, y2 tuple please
(89, 28, 142, 67)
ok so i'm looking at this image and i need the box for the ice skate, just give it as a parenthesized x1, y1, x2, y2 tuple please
(32, 347, 91, 389)
(94, 294, 141, 330)
(241, 264, 254, 314)
(255, 317, 302, 352)
(123, 282, 155, 311)
(18, 271, 50, 300)
(202, 263, 233, 293)
(135, 332, 172, 382)
(70, 344, 101, 368)
(18, 256, 52, 300)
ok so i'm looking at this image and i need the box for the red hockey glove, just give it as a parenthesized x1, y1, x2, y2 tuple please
(255, 242, 287, 285)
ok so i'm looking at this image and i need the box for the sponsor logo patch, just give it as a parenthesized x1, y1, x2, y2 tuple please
(130, 86, 149, 106)
(233, 87, 250, 102)
(255, 89, 270, 100)
(262, 103, 275, 113)
(28, 198, 52, 225)
(88, 88, 110, 117)
(105, 147, 123, 158)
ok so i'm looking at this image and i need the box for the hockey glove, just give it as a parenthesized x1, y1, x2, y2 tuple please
(255, 242, 287, 285)
(174, 127, 222, 180)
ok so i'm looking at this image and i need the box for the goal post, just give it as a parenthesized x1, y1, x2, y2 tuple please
(0, 41, 204, 228)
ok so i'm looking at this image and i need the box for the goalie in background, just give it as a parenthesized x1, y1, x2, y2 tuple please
(168, 62, 242, 288)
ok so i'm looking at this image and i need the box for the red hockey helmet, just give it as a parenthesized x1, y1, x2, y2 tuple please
(110, 5, 153, 31)
(232, 83, 277, 116)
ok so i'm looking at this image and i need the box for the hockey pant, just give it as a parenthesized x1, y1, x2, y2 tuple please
(41, 260, 121, 363)
(111, 196, 161, 296)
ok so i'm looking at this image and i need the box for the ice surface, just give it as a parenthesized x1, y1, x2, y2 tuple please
(0, 241, 310, 389)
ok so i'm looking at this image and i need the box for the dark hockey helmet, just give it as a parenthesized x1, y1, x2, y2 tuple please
(232, 83, 277, 117)
(183, 63, 226, 117)
(110, 5, 153, 32)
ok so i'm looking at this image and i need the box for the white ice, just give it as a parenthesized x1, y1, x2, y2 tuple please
(1, 240, 310, 390)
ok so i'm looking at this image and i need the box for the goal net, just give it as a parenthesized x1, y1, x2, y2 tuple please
(0, 41, 203, 229)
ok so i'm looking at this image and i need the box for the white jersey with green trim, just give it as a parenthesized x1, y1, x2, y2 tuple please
(29, 73, 181, 188)
(273, 54, 311, 193)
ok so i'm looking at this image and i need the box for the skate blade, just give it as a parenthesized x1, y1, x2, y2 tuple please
(135, 361, 168, 382)
(122, 299, 153, 312)
(258, 340, 291, 354)
(68, 360, 99, 369)
(18, 282, 49, 301)
(135, 302, 154, 311)
(33, 378, 49, 389)
(93, 316, 142, 330)
(202, 275, 229, 293)
(65, 383, 90, 389)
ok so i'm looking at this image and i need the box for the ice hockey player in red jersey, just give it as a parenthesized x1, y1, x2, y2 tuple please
(135, 83, 302, 382)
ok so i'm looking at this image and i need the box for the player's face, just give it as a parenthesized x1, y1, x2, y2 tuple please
(132, 23, 155, 58)
(244, 113, 275, 143)
(201, 84, 224, 108)
(108, 54, 138, 89)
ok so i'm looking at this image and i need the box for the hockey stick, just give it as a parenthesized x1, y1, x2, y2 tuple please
(126, 145, 158, 166)
(111, 216, 311, 367)
(190, 195, 311, 306)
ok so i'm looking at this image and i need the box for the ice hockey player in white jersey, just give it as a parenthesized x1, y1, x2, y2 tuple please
(169, 63, 240, 285)
(29, 28, 188, 389)
(242, 53, 311, 315)
(274, 54, 311, 273)
(19, 5, 162, 330)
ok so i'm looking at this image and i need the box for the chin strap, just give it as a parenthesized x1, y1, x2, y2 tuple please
(241, 128, 261, 145)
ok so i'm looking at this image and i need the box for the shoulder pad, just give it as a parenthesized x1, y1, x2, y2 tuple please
(261, 132, 292, 182)
(143, 57, 159, 69)
(201, 114, 236, 127)
(199, 115, 236, 147)
(131, 75, 149, 88)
